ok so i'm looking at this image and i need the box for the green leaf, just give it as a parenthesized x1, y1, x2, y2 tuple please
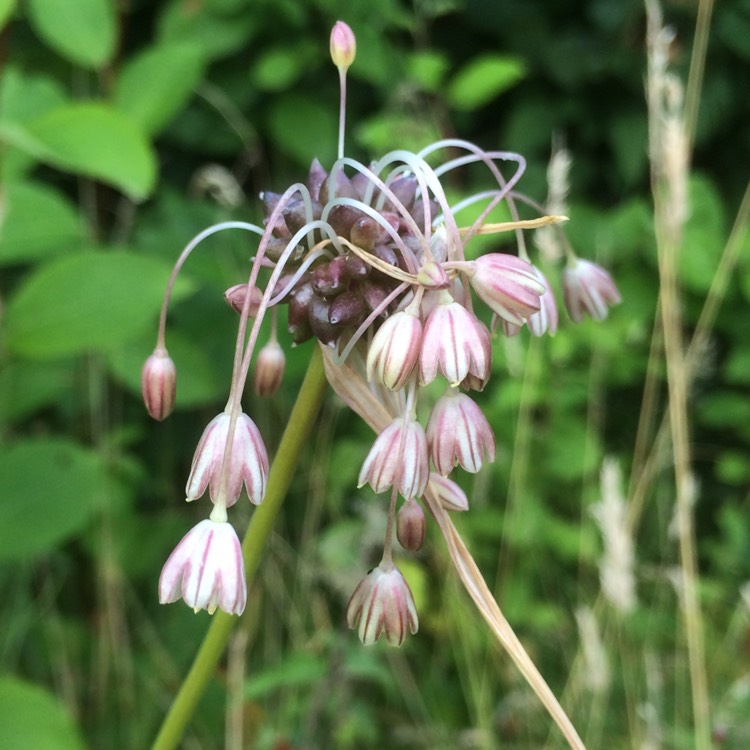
(25, 0, 115, 69)
(114, 43, 206, 135)
(0, 361, 74, 424)
(0, 0, 16, 32)
(0, 181, 84, 265)
(680, 174, 726, 293)
(245, 650, 326, 700)
(0, 676, 86, 750)
(268, 94, 337, 168)
(24, 104, 156, 199)
(3, 250, 194, 359)
(448, 54, 526, 110)
(0, 67, 68, 177)
(0, 439, 106, 562)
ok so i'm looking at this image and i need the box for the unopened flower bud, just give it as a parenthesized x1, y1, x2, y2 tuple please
(330, 21, 356, 71)
(141, 347, 176, 421)
(254, 340, 286, 398)
(224, 284, 262, 316)
(397, 499, 426, 551)
(416, 260, 450, 289)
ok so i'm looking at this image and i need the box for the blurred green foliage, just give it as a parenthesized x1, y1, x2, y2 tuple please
(1, 0, 749, 748)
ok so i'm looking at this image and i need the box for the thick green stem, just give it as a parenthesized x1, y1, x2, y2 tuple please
(151, 346, 328, 750)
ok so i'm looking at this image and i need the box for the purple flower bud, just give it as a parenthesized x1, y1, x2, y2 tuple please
(366, 308, 423, 390)
(346, 562, 418, 646)
(465, 254, 545, 326)
(427, 389, 495, 475)
(330, 20, 357, 71)
(328, 290, 366, 327)
(419, 292, 491, 387)
(186, 411, 268, 506)
(397, 499, 426, 552)
(253, 340, 286, 398)
(141, 347, 176, 421)
(562, 258, 621, 322)
(428, 473, 469, 512)
(224, 284, 262, 316)
(159, 519, 246, 615)
(358, 417, 429, 500)
(312, 257, 349, 297)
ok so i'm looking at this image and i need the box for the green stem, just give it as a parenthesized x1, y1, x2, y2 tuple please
(151, 346, 328, 750)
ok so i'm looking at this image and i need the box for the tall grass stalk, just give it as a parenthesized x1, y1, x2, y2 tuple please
(646, 1, 709, 746)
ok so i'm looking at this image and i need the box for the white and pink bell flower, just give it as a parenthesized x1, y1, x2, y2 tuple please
(159, 518, 246, 615)
(562, 258, 621, 322)
(186, 411, 269, 506)
(426, 389, 496, 475)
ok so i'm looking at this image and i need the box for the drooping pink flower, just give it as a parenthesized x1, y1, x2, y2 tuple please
(562, 258, 621, 322)
(358, 417, 429, 500)
(141, 347, 176, 421)
(419, 291, 491, 387)
(426, 389, 495, 475)
(346, 562, 418, 646)
(186, 411, 268, 506)
(159, 519, 246, 615)
(464, 253, 545, 326)
(366, 308, 423, 390)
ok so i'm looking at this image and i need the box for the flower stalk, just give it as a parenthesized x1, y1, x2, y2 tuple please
(150, 347, 328, 750)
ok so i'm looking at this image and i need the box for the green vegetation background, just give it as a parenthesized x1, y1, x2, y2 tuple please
(1, 0, 749, 748)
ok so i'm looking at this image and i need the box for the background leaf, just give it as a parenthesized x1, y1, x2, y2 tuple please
(448, 54, 526, 110)
(3, 250, 194, 359)
(114, 42, 207, 135)
(0, 676, 86, 750)
(0, 181, 84, 265)
(25, 0, 115, 69)
(0, 439, 107, 562)
(25, 104, 156, 200)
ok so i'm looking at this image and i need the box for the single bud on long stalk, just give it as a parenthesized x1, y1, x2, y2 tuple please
(141, 347, 176, 421)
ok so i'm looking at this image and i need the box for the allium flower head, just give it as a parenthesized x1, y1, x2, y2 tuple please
(562, 258, 621, 322)
(186, 411, 269, 506)
(141, 347, 176, 421)
(346, 562, 418, 646)
(465, 253, 545, 326)
(358, 417, 429, 500)
(426, 389, 495, 475)
(419, 292, 491, 387)
(159, 519, 246, 615)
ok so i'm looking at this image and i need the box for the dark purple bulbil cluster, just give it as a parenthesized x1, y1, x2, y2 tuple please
(263, 160, 434, 347)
